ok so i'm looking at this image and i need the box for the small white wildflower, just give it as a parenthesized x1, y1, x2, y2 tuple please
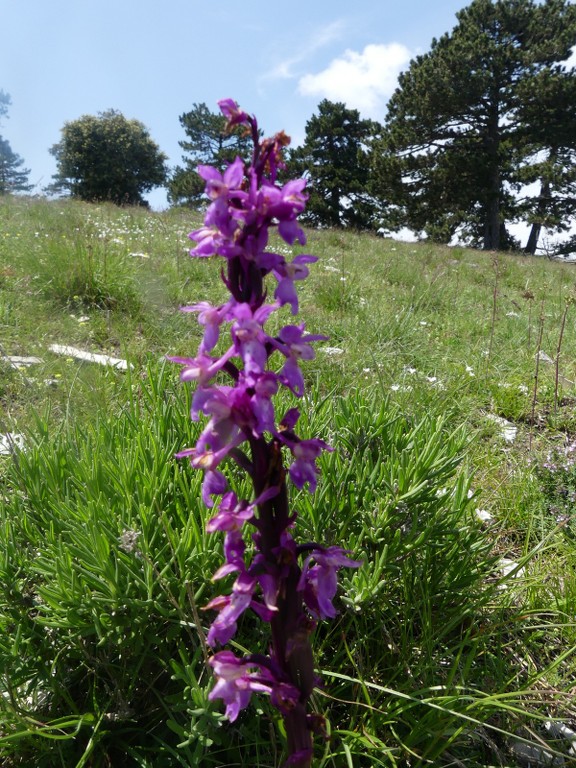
(476, 509, 494, 523)
(320, 346, 344, 356)
(419, 321, 429, 326)
(340, 276, 347, 281)
(391, 384, 400, 391)
(506, 311, 519, 318)
(426, 376, 437, 383)
(323, 265, 340, 273)
(518, 384, 529, 394)
(466, 365, 475, 376)
(363, 368, 371, 373)
(405, 367, 417, 374)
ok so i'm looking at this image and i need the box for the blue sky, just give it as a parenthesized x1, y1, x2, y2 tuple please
(0, 0, 516, 208)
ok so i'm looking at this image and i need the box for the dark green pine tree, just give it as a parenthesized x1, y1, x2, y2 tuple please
(372, 0, 576, 251)
(514, 68, 576, 255)
(168, 102, 253, 207)
(287, 100, 382, 230)
(0, 136, 33, 194)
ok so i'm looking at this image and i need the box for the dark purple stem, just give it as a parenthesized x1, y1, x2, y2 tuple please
(251, 437, 314, 766)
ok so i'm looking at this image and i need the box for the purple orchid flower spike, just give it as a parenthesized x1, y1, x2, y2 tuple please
(170, 99, 361, 768)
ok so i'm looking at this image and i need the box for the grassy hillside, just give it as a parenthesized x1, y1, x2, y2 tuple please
(2, 195, 576, 766)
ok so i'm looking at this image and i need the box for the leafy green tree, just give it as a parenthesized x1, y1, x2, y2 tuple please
(373, 0, 576, 251)
(49, 109, 168, 206)
(168, 102, 252, 206)
(288, 100, 382, 230)
(0, 137, 33, 194)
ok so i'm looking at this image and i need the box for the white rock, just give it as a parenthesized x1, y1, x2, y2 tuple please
(0, 433, 25, 455)
(2, 355, 43, 368)
(499, 558, 525, 580)
(485, 413, 518, 443)
(538, 350, 555, 365)
(508, 738, 565, 766)
(545, 722, 576, 757)
(48, 344, 132, 370)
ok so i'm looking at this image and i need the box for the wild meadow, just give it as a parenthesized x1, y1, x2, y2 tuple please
(2, 194, 576, 766)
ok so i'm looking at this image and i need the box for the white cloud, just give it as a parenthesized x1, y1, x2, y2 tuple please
(297, 43, 412, 118)
(263, 20, 347, 82)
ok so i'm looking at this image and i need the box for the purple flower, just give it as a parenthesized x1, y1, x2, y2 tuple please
(212, 529, 246, 580)
(177, 419, 244, 475)
(180, 301, 232, 353)
(208, 650, 300, 722)
(284, 438, 332, 492)
(197, 156, 245, 201)
(274, 255, 318, 314)
(272, 324, 328, 396)
(200, 469, 227, 508)
(230, 302, 277, 377)
(208, 651, 273, 722)
(171, 101, 360, 765)
(268, 178, 308, 222)
(218, 99, 250, 128)
(205, 571, 257, 646)
(298, 546, 362, 619)
(207, 488, 278, 533)
(168, 348, 235, 387)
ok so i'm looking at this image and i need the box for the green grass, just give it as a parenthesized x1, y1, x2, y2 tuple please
(2, 194, 576, 766)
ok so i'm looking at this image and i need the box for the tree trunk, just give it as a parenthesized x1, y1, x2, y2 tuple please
(524, 221, 542, 256)
(524, 177, 552, 256)
(484, 193, 501, 250)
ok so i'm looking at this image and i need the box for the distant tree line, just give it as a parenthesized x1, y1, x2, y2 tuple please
(3, 0, 576, 255)
(168, 0, 576, 256)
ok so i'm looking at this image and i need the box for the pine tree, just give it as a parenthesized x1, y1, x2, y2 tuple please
(0, 136, 33, 194)
(168, 103, 252, 207)
(0, 91, 32, 195)
(514, 68, 576, 254)
(288, 100, 381, 230)
(373, 0, 576, 251)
